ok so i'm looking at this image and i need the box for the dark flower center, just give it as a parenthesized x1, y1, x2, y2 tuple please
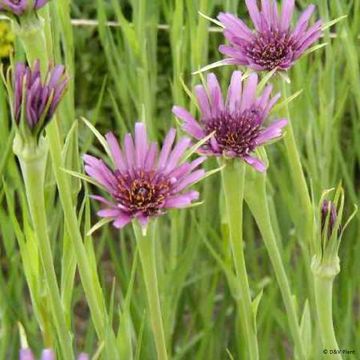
(203, 108, 263, 157)
(246, 30, 293, 70)
(114, 170, 171, 216)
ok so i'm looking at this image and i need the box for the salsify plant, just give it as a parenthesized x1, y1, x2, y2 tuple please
(84, 121, 207, 360)
(311, 186, 357, 360)
(6, 59, 73, 359)
(1, 0, 359, 359)
(173, 70, 289, 360)
(173, 71, 287, 171)
(217, 0, 322, 71)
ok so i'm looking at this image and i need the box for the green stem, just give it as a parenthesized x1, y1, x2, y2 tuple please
(221, 160, 259, 360)
(281, 81, 313, 241)
(16, 16, 119, 356)
(314, 275, 342, 359)
(133, 222, 168, 360)
(245, 175, 307, 359)
(13, 136, 73, 359)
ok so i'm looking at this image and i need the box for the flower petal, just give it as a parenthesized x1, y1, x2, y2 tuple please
(244, 155, 267, 172)
(226, 70, 243, 113)
(240, 73, 258, 111)
(105, 132, 127, 171)
(256, 119, 288, 145)
(172, 106, 205, 139)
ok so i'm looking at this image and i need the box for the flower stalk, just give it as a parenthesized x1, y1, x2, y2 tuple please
(13, 134, 73, 359)
(221, 159, 259, 360)
(312, 258, 341, 360)
(133, 222, 168, 360)
(280, 80, 314, 242)
(244, 170, 307, 359)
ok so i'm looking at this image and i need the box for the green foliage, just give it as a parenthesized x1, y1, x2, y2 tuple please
(0, 0, 359, 359)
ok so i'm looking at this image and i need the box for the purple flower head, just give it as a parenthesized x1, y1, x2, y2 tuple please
(218, 0, 322, 71)
(321, 200, 338, 239)
(172, 71, 287, 172)
(0, 0, 50, 16)
(84, 122, 205, 229)
(13, 60, 68, 142)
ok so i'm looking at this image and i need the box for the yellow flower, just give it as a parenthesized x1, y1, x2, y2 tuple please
(0, 21, 14, 58)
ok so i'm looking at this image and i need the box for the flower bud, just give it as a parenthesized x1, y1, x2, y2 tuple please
(8, 60, 68, 148)
(311, 186, 356, 278)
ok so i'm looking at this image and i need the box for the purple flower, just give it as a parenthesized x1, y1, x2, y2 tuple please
(217, 0, 322, 71)
(321, 200, 338, 239)
(0, 0, 50, 16)
(84, 122, 205, 229)
(172, 71, 287, 172)
(13, 60, 68, 140)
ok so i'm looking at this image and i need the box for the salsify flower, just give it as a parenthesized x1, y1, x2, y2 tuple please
(12, 60, 68, 143)
(0, 0, 50, 16)
(217, 0, 322, 71)
(84, 122, 205, 229)
(19, 348, 88, 360)
(172, 71, 287, 172)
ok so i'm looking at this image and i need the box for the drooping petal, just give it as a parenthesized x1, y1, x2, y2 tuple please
(172, 169, 205, 192)
(244, 155, 267, 172)
(165, 191, 199, 208)
(217, 12, 254, 41)
(256, 119, 288, 145)
(172, 106, 205, 139)
(113, 214, 132, 229)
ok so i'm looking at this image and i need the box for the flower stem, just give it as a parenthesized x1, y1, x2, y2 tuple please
(280, 81, 313, 241)
(133, 222, 168, 360)
(245, 174, 307, 359)
(13, 136, 74, 359)
(221, 160, 259, 360)
(314, 275, 342, 359)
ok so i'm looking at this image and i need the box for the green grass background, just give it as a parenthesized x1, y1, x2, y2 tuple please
(0, 0, 359, 358)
